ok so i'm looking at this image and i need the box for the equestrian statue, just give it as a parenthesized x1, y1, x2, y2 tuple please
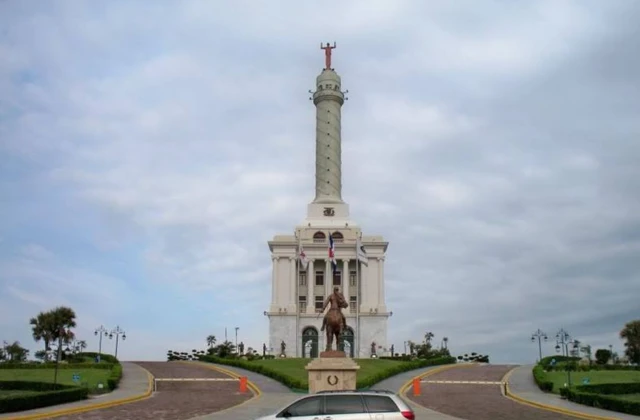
(318, 285, 349, 352)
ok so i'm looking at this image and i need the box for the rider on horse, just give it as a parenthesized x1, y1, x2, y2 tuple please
(321, 286, 348, 332)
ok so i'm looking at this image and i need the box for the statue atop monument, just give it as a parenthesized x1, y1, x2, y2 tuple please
(320, 42, 337, 70)
(319, 285, 348, 351)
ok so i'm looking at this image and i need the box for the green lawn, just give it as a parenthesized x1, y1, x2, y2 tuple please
(0, 368, 111, 389)
(250, 358, 407, 388)
(545, 370, 640, 393)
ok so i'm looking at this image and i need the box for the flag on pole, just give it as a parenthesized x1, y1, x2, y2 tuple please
(328, 233, 337, 272)
(356, 237, 368, 266)
(298, 243, 309, 271)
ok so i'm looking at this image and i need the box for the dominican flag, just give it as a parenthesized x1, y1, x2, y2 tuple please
(328, 233, 337, 272)
(298, 244, 309, 271)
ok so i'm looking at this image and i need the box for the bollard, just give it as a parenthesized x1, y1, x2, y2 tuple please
(412, 378, 421, 396)
(239, 376, 248, 393)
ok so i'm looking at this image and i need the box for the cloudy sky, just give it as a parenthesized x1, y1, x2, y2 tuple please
(1, 0, 639, 363)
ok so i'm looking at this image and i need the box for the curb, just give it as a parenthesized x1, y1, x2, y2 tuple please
(502, 367, 619, 420)
(8, 365, 155, 420)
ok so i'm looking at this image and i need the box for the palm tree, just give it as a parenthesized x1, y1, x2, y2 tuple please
(30, 311, 54, 361)
(424, 332, 434, 344)
(206, 335, 217, 349)
(442, 337, 449, 349)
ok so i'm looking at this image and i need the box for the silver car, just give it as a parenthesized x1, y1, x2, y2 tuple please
(255, 390, 415, 420)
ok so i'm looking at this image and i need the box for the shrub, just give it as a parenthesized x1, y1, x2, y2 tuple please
(560, 383, 640, 416)
(0, 381, 88, 413)
(75, 352, 119, 364)
(532, 365, 553, 392)
(197, 355, 456, 390)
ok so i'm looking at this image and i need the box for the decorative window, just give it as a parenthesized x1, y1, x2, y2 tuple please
(313, 231, 326, 243)
(299, 271, 307, 286)
(315, 296, 324, 312)
(333, 270, 341, 286)
(349, 270, 357, 286)
(331, 231, 344, 243)
(350, 296, 357, 312)
(299, 296, 307, 313)
(315, 271, 324, 286)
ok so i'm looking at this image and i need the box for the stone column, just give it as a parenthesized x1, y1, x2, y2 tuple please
(342, 259, 350, 314)
(325, 259, 332, 298)
(271, 256, 279, 305)
(378, 256, 385, 307)
(289, 256, 296, 310)
(306, 259, 315, 314)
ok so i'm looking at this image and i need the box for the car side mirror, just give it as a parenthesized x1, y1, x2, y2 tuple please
(280, 411, 292, 418)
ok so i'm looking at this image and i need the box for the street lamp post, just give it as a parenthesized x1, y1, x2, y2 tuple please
(554, 328, 579, 388)
(94, 325, 108, 363)
(235, 327, 239, 354)
(109, 326, 126, 360)
(531, 329, 548, 362)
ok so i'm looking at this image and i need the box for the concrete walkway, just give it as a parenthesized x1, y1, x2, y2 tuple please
(506, 364, 639, 420)
(0, 362, 151, 419)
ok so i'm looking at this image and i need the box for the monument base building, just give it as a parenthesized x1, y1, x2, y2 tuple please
(265, 45, 391, 358)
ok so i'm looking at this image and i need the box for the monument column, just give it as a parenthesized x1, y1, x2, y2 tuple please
(306, 259, 315, 314)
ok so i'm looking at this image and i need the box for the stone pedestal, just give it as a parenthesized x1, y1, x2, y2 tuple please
(305, 352, 360, 393)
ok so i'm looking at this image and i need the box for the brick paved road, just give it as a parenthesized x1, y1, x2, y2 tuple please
(55, 362, 252, 420)
(410, 365, 579, 420)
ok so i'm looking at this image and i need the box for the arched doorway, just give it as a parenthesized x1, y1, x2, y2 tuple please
(339, 327, 355, 358)
(302, 327, 319, 358)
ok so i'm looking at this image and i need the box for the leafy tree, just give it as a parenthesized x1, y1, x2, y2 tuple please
(206, 335, 217, 349)
(0, 346, 5, 361)
(3, 341, 29, 362)
(580, 344, 592, 364)
(620, 319, 640, 364)
(34, 350, 48, 361)
(213, 341, 236, 358)
(594, 348, 612, 365)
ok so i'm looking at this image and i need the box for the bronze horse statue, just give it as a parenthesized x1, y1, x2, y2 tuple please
(320, 286, 349, 352)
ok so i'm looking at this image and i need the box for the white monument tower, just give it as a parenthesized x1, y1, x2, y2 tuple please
(266, 43, 390, 358)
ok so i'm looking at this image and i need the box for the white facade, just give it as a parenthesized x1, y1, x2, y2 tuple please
(265, 55, 390, 358)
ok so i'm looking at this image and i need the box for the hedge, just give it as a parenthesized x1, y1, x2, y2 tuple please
(532, 365, 554, 392)
(197, 355, 456, 390)
(538, 355, 580, 370)
(107, 363, 123, 391)
(0, 362, 115, 370)
(545, 364, 640, 372)
(559, 382, 640, 416)
(0, 381, 89, 413)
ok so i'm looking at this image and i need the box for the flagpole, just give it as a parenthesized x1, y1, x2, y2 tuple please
(295, 229, 300, 358)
